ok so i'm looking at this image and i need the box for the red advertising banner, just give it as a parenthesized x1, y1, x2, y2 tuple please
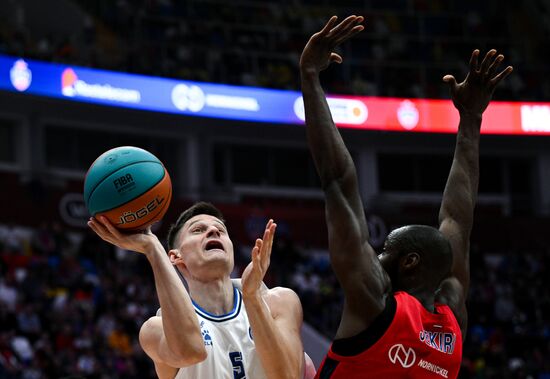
(329, 96, 550, 135)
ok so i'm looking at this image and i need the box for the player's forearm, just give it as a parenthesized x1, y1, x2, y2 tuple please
(243, 293, 302, 379)
(145, 243, 204, 356)
(301, 69, 356, 189)
(439, 113, 481, 227)
(302, 69, 372, 259)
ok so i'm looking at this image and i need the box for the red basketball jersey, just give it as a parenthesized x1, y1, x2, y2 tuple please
(315, 291, 462, 378)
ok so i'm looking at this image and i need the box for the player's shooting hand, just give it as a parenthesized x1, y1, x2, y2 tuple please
(443, 49, 513, 117)
(299, 15, 364, 75)
(241, 219, 277, 298)
(88, 216, 160, 254)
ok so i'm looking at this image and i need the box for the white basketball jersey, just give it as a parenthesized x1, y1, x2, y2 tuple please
(169, 285, 268, 379)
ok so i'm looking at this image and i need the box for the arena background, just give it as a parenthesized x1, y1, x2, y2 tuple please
(1, 1, 549, 378)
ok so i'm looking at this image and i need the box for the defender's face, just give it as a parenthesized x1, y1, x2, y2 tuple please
(378, 251, 393, 273)
(378, 243, 399, 283)
(176, 214, 234, 277)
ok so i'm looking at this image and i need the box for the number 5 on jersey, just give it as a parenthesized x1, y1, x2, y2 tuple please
(229, 351, 246, 379)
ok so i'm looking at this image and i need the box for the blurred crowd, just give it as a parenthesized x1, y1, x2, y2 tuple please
(1, 221, 549, 378)
(0, 222, 156, 378)
(1, 1, 550, 378)
(1, 0, 549, 100)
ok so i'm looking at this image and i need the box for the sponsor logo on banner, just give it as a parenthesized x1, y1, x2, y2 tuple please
(388, 344, 416, 368)
(10, 59, 32, 92)
(61, 68, 141, 103)
(171, 84, 206, 112)
(206, 94, 259, 111)
(59, 193, 89, 227)
(294, 96, 368, 125)
(171, 83, 260, 113)
(521, 104, 550, 132)
(397, 100, 419, 130)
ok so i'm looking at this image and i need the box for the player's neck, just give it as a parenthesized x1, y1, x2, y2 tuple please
(405, 288, 436, 313)
(187, 277, 235, 315)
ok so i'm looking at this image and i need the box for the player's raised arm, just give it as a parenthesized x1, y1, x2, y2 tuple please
(299, 15, 391, 338)
(241, 220, 305, 379)
(88, 217, 206, 376)
(437, 50, 513, 335)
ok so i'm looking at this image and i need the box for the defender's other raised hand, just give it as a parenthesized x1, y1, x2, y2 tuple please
(443, 49, 513, 117)
(300, 15, 364, 75)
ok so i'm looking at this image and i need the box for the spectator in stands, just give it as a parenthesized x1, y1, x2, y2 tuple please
(0, 217, 549, 376)
(0, 0, 544, 100)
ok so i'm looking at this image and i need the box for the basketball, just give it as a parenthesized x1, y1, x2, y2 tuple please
(84, 146, 172, 231)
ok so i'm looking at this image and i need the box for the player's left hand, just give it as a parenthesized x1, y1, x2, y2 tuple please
(443, 49, 513, 116)
(241, 219, 277, 298)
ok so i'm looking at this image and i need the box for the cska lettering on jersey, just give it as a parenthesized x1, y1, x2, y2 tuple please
(419, 330, 456, 354)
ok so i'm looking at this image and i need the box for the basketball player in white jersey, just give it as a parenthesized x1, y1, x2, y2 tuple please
(88, 202, 315, 379)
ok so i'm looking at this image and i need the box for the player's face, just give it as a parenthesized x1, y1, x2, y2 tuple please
(378, 243, 399, 283)
(176, 214, 234, 278)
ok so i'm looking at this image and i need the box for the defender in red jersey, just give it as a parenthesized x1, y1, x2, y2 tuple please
(299, 15, 513, 378)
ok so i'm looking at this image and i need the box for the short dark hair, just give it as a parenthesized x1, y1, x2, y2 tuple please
(166, 202, 225, 250)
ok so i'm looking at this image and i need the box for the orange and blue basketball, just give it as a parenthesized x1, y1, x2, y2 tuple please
(84, 146, 172, 231)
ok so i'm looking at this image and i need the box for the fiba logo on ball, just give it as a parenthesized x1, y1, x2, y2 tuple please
(397, 100, 419, 130)
(10, 59, 32, 92)
(171, 84, 206, 112)
(84, 146, 172, 231)
(113, 173, 136, 194)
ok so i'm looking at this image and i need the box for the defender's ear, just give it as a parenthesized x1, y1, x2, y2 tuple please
(401, 252, 420, 270)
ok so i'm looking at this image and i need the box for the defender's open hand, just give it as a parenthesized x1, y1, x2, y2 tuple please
(300, 15, 364, 74)
(443, 49, 513, 116)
